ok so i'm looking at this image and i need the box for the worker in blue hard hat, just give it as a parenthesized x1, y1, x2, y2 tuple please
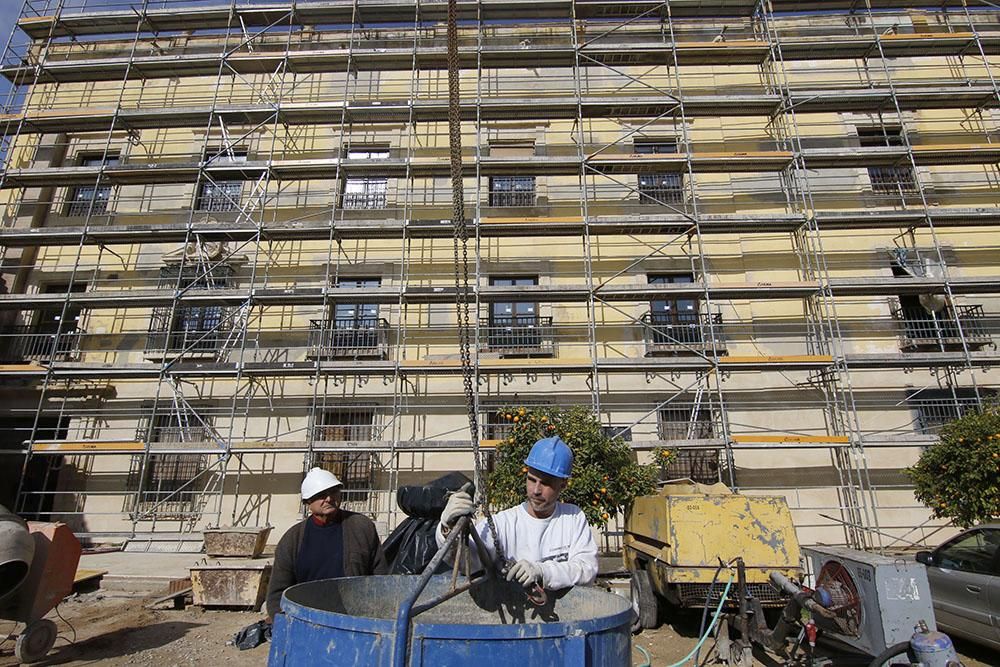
(437, 436, 598, 591)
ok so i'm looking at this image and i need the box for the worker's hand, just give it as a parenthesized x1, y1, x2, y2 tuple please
(506, 559, 543, 587)
(441, 491, 474, 527)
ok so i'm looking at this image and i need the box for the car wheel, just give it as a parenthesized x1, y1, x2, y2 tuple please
(630, 567, 660, 630)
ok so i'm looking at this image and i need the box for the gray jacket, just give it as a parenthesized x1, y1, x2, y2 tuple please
(265, 510, 388, 619)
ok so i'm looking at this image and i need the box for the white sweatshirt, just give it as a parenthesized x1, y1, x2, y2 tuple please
(436, 501, 598, 590)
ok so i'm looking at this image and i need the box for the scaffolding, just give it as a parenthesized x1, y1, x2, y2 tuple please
(0, 0, 998, 550)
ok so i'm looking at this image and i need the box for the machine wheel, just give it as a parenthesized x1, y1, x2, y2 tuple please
(15, 619, 58, 664)
(630, 568, 660, 630)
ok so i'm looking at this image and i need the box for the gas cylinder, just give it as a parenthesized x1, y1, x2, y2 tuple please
(909, 620, 960, 667)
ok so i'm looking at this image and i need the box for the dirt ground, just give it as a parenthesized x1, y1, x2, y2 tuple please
(1, 592, 996, 666)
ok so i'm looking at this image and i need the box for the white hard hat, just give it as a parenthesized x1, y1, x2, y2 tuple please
(301, 467, 343, 500)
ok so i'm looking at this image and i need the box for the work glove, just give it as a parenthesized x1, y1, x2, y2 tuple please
(506, 559, 543, 587)
(441, 490, 474, 528)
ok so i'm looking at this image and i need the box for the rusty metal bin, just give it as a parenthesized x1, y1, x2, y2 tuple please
(190, 562, 271, 610)
(202, 526, 272, 558)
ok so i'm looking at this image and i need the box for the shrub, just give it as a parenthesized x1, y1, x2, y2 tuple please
(485, 405, 668, 528)
(906, 405, 1000, 528)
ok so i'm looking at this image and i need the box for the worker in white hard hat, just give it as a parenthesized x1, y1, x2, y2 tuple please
(436, 436, 598, 592)
(265, 467, 387, 623)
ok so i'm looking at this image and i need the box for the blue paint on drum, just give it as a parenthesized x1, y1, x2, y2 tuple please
(268, 575, 632, 667)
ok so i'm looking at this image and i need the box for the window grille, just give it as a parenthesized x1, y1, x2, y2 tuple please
(66, 155, 119, 216)
(146, 265, 233, 355)
(662, 449, 721, 485)
(128, 453, 208, 520)
(909, 389, 992, 434)
(313, 407, 377, 442)
(489, 176, 536, 207)
(196, 150, 247, 212)
(342, 149, 389, 209)
(635, 141, 683, 205)
(858, 127, 918, 196)
(658, 399, 715, 440)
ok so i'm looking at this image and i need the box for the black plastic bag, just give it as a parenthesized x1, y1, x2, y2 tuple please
(231, 619, 271, 650)
(382, 472, 473, 574)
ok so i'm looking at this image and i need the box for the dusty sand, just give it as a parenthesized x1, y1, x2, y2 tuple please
(1, 592, 995, 666)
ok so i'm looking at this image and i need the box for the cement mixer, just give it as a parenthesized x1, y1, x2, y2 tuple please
(0, 504, 82, 663)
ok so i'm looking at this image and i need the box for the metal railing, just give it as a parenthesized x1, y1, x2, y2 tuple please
(341, 191, 388, 210)
(308, 318, 389, 358)
(890, 303, 994, 352)
(145, 328, 226, 357)
(642, 311, 723, 354)
(0, 325, 84, 362)
(478, 316, 554, 356)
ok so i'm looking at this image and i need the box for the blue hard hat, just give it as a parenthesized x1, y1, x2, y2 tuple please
(524, 436, 573, 479)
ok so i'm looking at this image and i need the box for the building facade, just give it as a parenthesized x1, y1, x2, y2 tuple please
(0, 0, 997, 550)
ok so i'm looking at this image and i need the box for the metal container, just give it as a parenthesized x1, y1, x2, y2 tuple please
(202, 526, 272, 558)
(268, 575, 632, 666)
(190, 562, 271, 610)
(0, 505, 33, 602)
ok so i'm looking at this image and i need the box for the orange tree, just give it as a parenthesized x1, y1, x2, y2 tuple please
(486, 405, 670, 528)
(906, 404, 1000, 528)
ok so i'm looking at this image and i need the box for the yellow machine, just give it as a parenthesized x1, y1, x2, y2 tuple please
(624, 481, 802, 629)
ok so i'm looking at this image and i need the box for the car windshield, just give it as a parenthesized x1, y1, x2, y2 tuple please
(937, 529, 999, 574)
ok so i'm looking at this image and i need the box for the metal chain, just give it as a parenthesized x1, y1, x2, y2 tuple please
(446, 0, 506, 567)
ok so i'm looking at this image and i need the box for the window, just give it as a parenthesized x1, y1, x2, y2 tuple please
(635, 141, 683, 205)
(147, 264, 233, 355)
(857, 127, 917, 196)
(935, 529, 1000, 574)
(480, 401, 550, 441)
(658, 398, 715, 440)
(662, 450, 720, 485)
(196, 149, 247, 212)
(342, 149, 389, 209)
(908, 388, 994, 434)
(309, 278, 387, 358)
(312, 451, 375, 511)
(647, 274, 700, 347)
(129, 453, 208, 519)
(66, 154, 119, 216)
(489, 176, 536, 207)
(484, 276, 551, 355)
(313, 406, 376, 442)
(129, 407, 210, 519)
(312, 407, 377, 511)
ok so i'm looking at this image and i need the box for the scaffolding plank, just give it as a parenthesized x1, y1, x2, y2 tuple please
(31, 441, 146, 452)
(731, 435, 851, 444)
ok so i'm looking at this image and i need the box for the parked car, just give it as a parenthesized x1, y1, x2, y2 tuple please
(915, 524, 1000, 652)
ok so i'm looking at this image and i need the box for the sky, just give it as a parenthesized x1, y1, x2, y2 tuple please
(0, 0, 21, 107)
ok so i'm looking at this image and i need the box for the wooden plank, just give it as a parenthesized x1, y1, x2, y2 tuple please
(731, 434, 851, 444)
(73, 568, 107, 585)
(719, 355, 833, 364)
(32, 441, 146, 452)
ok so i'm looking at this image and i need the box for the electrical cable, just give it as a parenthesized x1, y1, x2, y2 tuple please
(52, 605, 77, 645)
(692, 561, 725, 666)
(664, 574, 734, 667)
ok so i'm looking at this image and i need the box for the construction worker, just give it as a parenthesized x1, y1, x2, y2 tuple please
(265, 467, 387, 622)
(437, 436, 598, 590)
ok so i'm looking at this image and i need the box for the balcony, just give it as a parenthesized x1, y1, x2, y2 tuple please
(478, 316, 554, 357)
(891, 303, 994, 352)
(308, 318, 389, 359)
(0, 325, 83, 363)
(642, 311, 724, 355)
(145, 328, 226, 359)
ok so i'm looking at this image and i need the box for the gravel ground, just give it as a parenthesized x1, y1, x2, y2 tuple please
(1, 592, 995, 666)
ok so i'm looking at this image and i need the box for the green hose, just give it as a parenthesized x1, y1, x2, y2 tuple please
(633, 643, 652, 667)
(665, 574, 735, 667)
